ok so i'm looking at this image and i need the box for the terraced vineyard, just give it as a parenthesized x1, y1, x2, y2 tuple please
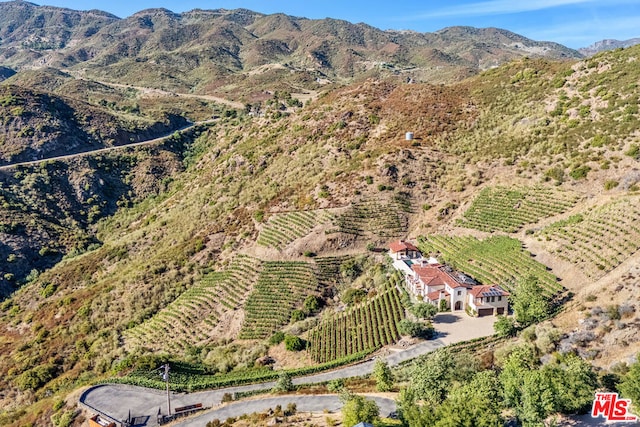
(538, 196, 640, 279)
(456, 186, 578, 233)
(314, 255, 353, 291)
(335, 196, 409, 238)
(417, 235, 562, 297)
(125, 255, 261, 352)
(257, 209, 335, 250)
(307, 284, 405, 363)
(239, 261, 320, 339)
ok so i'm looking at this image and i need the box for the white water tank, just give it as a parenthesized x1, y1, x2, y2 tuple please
(405, 132, 414, 141)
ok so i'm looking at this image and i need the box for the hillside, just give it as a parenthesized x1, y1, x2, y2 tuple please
(0, 8, 639, 427)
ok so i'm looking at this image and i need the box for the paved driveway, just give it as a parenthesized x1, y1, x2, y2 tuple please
(80, 311, 497, 426)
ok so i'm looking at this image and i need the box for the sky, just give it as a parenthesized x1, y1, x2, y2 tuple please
(5, 0, 640, 48)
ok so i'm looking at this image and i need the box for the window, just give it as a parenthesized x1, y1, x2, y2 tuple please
(491, 296, 495, 302)
(498, 296, 502, 301)
(457, 290, 461, 296)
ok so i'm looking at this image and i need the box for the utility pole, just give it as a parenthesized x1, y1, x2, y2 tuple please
(163, 364, 171, 418)
(158, 363, 171, 419)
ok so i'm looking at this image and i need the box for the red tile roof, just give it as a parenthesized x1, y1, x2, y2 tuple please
(426, 290, 449, 302)
(411, 265, 446, 286)
(411, 264, 474, 289)
(389, 240, 419, 252)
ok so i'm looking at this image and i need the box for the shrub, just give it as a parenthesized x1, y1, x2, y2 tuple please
(341, 288, 366, 305)
(15, 364, 57, 391)
(290, 310, 305, 323)
(545, 167, 565, 184)
(284, 334, 305, 351)
(410, 303, 438, 319)
(272, 372, 294, 392)
(284, 403, 297, 416)
(625, 144, 640, 159)
(327, 378, 345, 392)
(398, 319, 435, 339)
(604, 180, 619, 190)
(269, 331, 285, 345)
(569, 165, 591, 180)
(303, 295, 322, 314)
(40, 283, 57, 298)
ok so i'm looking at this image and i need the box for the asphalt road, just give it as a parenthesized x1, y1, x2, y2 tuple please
(80, 313, 496, 426)
(176, 395, 397, 427)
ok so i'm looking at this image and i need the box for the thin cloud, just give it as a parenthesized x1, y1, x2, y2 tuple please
(410, 0, 599, 19)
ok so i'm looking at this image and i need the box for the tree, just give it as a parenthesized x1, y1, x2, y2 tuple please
(435, 371, 503, 427)
(272, 371, 294, 392)
(518, 369, 557, 425)
(411, 303, 438, 319)
(493, 315, 517, 337)
(398, 388, 437, 427)
(619, 355, 640, 413)
(303, 295, 322, 314)
(341, 393, 379, 427)
(499, 344, 538, 408)
(512, 275, 550, 326)
(340, 258, 364, 281)
(373, 358, 393, 392)
(548, 354, 597, 414)
(409, 348, 455, 405)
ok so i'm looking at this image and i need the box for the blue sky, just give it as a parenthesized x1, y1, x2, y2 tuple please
(7, 0, 640, 48)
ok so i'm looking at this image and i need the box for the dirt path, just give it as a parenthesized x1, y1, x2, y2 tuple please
(84, 78, 245, 110)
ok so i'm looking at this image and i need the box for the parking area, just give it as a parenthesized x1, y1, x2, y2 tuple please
(433, 311, 498, 344)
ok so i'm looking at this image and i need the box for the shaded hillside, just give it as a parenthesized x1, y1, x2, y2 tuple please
(0, 84, 189, 165)
(0, 2, 581, 98)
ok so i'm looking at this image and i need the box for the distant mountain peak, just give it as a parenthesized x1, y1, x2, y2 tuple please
(579, 38, 640, 56)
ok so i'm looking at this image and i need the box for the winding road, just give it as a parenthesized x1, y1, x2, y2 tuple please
(80, 313, 497, 426)
(0, 120, 215, 171)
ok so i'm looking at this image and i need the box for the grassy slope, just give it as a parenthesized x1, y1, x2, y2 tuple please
(0, 45, 639, 425)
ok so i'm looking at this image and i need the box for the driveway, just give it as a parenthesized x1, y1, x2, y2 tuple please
(80, 311, 497, 426)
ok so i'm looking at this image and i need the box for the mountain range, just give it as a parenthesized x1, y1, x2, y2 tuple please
(579, 37, 640, 56)
(0, 1, 581, 93)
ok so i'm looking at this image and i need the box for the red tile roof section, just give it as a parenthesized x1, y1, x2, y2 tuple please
(389, 240, 419, 252)
(426, 290, 449, 302)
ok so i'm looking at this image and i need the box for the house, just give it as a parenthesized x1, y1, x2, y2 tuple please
(388, 239, 509, 316)
(389, 240, 421, 261)
(467, 285, 509, 316)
